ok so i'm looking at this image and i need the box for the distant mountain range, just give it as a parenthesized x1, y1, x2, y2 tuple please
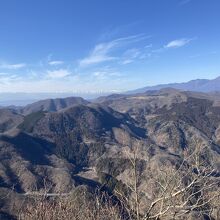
(0, 92, 111, 107)
(20, 96, 89, 115)
(127, 76, 220, 94)
(1, 76, 220, 107)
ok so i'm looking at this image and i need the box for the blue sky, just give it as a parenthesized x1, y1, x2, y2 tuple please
(0, 0, 220, 93)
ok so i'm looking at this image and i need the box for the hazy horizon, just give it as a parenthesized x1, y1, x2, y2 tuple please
(1, 74, 220, 106)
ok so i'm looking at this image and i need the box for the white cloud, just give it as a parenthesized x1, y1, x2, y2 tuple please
(48, 60, 64, 66)
(121, 48, 142, 64)
(80, 54, 115, 67)
(0, 72, 9, 76)
(46, 69, 71, 79)
(0, 73, 20, 85)
(79, 34, 148, 67)
(179, 0, 192, 5)
(164, 38, 193, 49)
(91, 67, 122, 81)
(124, 48, 141, 59)
(0, 63, 26, 70)
(121, 59, 134, 64)
(189, 51, 218, 58)
(120, 47, 153, 64)
(145, 44, 152, 48)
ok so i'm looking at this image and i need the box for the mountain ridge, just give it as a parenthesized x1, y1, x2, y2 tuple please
(0, 89, 220, 219)
(126, 76, 220, 94)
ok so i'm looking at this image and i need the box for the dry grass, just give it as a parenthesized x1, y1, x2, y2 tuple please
(19, 187, 125, 220)
(18, 140, 220, 220)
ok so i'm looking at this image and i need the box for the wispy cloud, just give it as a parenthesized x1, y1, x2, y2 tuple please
(79, 34, 149, 67)
(121, 48, 142, 64)
(79, 50, 115, 67)
(46, 69, 71, 79)
(0, 63, 26, 70)
(164, 38, 193, 49)
(189, 51, 218, 58)
(0, 72, 10, 76)
(92, 70, 121, 80)
(179, 0, 192, 6)
(121, 59, 134, 65)
(48, 60, 64, 66)
(0, 73, 20, 85)
(145, 44, 152, 48)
